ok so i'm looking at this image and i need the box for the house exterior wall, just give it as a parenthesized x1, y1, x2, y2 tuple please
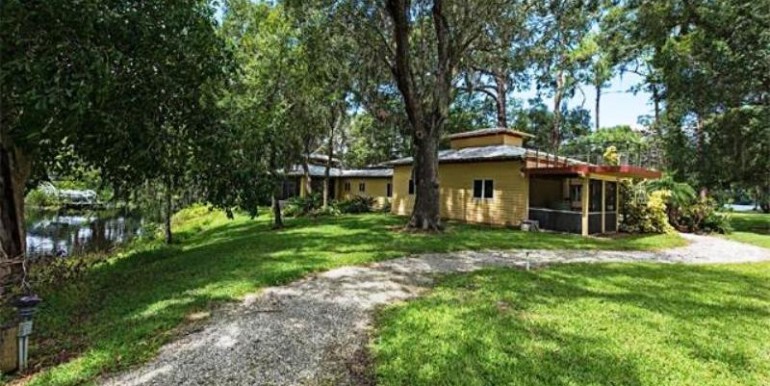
(392, 166, 416, 216)
(338, 177, 391, 209)
(296, 176, 390, 208)
(450, 134, 524, 149)
(298, 176, 323, 198)
(391, 160, 529, 226)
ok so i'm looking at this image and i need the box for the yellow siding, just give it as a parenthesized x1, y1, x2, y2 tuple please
(338, 177, 392, 209)
(450, 133, 525, 149)
(451, 134, 501, 149)
(391, 161, 529, 226)
(501, 135, 524, 147)
(299, 176, 308, 198)
(392, 166, 416, 216)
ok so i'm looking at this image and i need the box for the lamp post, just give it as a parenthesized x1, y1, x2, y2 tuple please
(14, 295, 41, 372)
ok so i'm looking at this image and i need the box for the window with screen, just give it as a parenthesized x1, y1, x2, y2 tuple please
(473, 179, 494, 199)
(344, 182, 351, 192)
(408, 179, 415, 195)
(484, 180, 494, 198)
(386, 183, 392, 197)
(358, 182, 365, 192)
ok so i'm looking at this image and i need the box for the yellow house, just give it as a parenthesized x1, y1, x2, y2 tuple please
(387, 128, 660, 235)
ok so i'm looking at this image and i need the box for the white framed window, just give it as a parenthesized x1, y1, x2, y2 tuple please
(473, 179, 494, 199)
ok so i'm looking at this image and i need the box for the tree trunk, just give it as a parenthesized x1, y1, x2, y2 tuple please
(164, 182, 173, 244)
(651, 84, 661, 130)
(301, 154, 312, 196)
(385, 0, 448, 231)
(595, 83, 601, 130)
(552, 70, 565, 152)
(271, 192, 283, 229)
(322, 116, 336, 209)
(494, 72, 507, 128)
(408, 130, 442, 230)
(0, 142, 30, 300)
(269, 142, 284, 229)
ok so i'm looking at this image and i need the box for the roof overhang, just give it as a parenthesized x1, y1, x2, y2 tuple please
(446, 128, 535, 140)
(387, 156, 524, 166)
(525, 165, 662, 179)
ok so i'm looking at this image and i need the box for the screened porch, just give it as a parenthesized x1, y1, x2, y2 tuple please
(527, 176, 618, 235)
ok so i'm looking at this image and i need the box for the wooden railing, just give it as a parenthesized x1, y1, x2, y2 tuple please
(527, 148, 662, 170)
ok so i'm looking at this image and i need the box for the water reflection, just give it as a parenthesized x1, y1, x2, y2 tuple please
(25, 209, 143, 258)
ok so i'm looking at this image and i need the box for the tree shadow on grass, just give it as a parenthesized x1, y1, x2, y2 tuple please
(374, 262, 770, 386)
(731, 213, 770, 234)
(28, 215, 411, 385)
(22, 213, 689, 385)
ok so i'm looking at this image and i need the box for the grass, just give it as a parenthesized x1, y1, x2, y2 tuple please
(373, 262, 770, 386)
(726, 211, 770, 249)
(24, 207, 684, 385)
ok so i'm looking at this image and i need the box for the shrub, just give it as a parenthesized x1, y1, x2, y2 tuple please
(315, 205, 341, 217)
(338, 196, 375, 214)
(603, 146, 619, 166)
(172, 203, 213, 225)
(621, 181, 674, 234)
(679, 198, 732, 234)
(703, 211, 732, 234)
(283, 194, 323, 217)
(380, 201, 392, 213)
(25, 188, 60, 208)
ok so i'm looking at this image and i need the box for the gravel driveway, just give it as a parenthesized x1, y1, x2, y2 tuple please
(104, 233, 770, 386)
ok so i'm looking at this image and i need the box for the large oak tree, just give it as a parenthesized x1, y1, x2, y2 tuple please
(334, 0, 511, 230)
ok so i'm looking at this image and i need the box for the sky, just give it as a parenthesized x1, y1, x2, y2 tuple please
(516, 72, 653, 129)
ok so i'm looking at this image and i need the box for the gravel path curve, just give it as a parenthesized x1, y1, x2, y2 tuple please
(104, 234, 770, 386)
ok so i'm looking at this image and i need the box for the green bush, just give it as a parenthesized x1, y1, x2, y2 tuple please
(283, 194, 322, 217)
(315, 205, 341, 217)
(703, 211, 732, 234)
(25, 188, 60, 208)
(679, 198, 732, 234)
(338, 196, 375, 214)
(621, 181, 674, 234)
(172, 203, 213, 225)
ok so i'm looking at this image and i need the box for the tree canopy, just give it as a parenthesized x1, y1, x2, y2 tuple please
(1, 0, 230, 298)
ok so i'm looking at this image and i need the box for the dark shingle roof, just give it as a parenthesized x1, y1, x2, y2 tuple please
(386, 145, 528, 165)
(285, 164, 344, 177)
(341, 168, 393, 178)
(386, 145, 586, 166)
(284, 165, 392, 178)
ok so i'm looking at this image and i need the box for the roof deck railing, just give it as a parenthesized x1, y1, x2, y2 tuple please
(528, 148, 662, 170)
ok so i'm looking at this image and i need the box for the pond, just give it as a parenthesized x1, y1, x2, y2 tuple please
(25, 209, 145, 259)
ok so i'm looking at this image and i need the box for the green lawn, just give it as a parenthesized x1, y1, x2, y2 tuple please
(373, 263, 770, 386)
(26, 207, 684, 385)
(727, 212, 770, 249)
